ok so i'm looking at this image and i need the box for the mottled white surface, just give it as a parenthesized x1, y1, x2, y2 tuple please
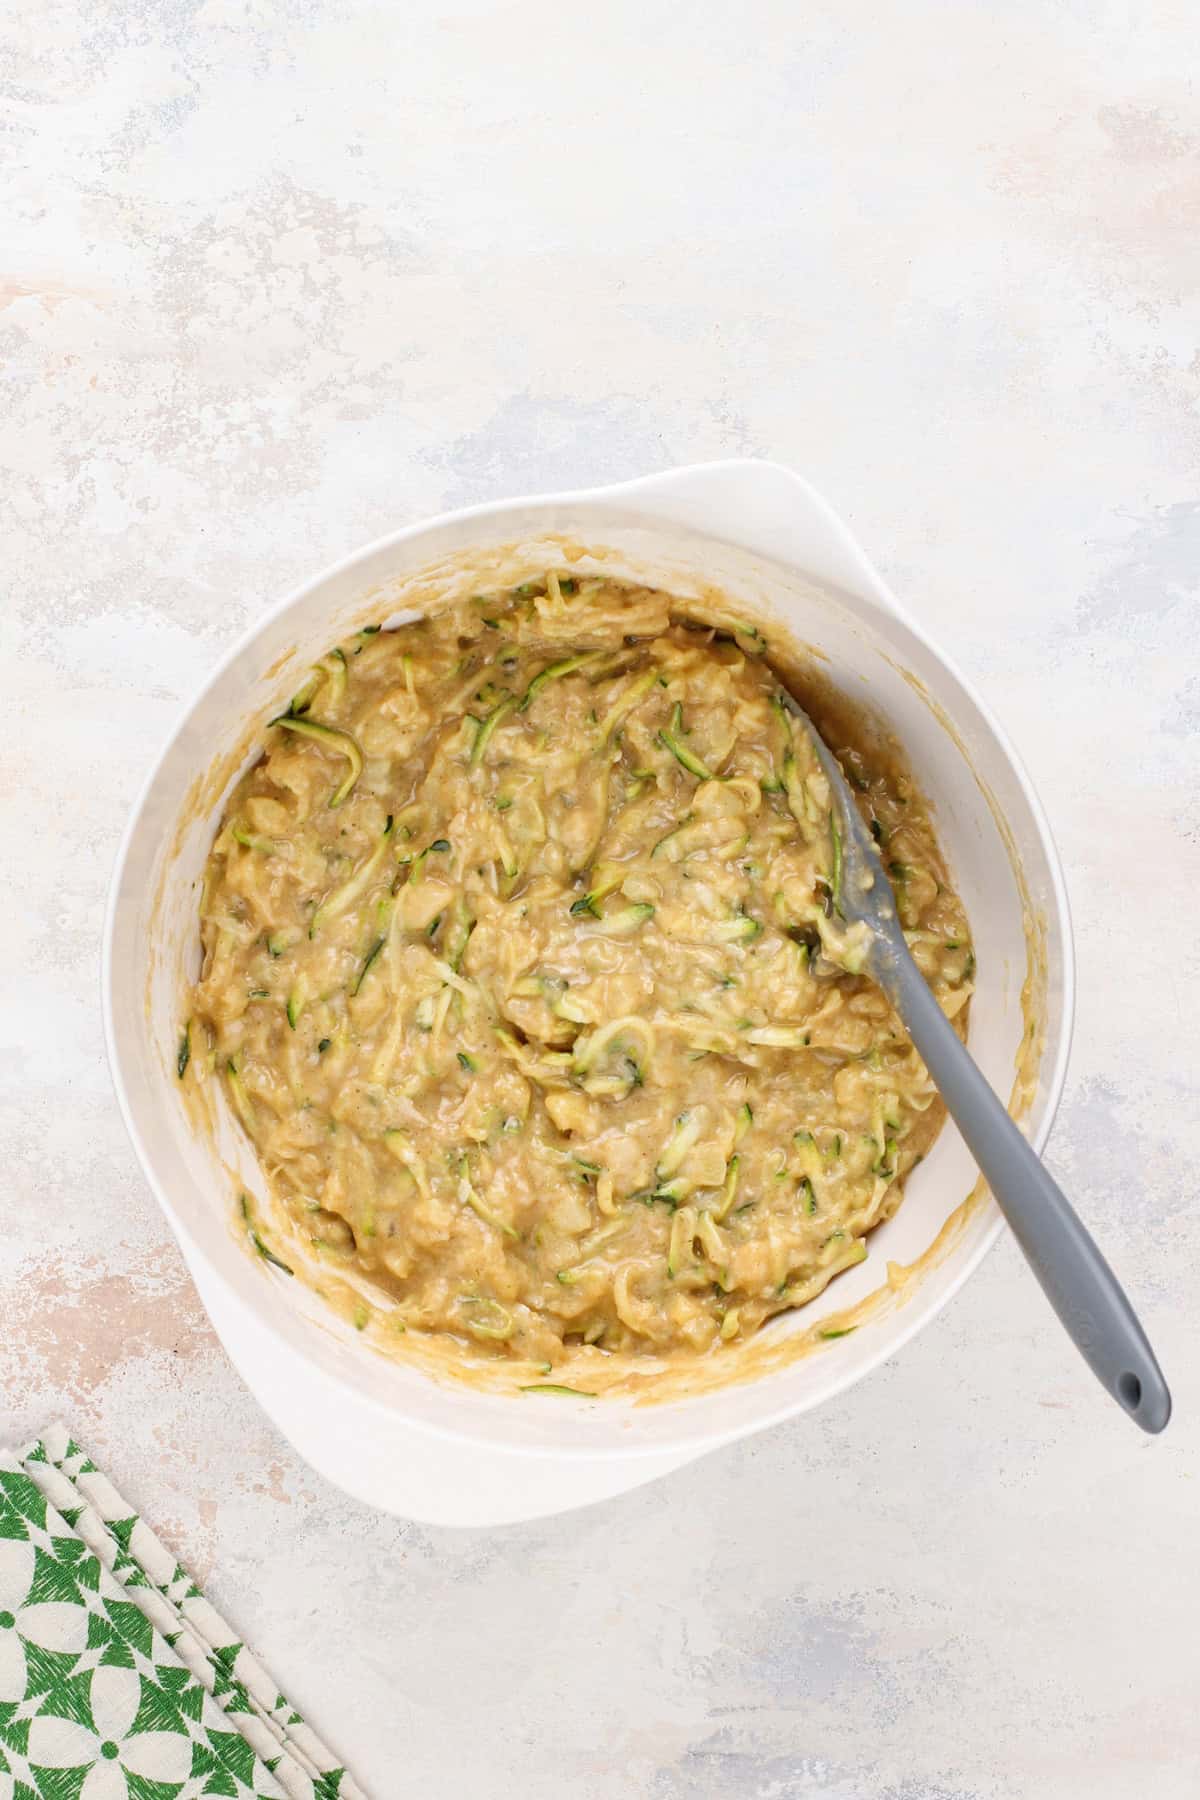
(3, 1, 1198, 1794)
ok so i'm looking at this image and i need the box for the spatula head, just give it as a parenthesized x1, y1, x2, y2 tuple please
(777, 689, 909, 982)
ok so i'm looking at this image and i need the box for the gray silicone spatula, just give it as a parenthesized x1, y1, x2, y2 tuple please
(782, 691, 1171, 1433)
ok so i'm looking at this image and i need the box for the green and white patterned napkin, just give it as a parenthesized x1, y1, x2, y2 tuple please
(0, 1426, 365, 1800)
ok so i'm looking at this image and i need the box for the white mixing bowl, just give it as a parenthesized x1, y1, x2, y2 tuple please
(104, 460, 1073, 1526)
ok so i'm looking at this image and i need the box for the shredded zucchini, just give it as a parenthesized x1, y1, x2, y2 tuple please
(269, 714, 364, 809)
(588, 901, 654, 937)
(470, 695, 517, 766)
(657, 702, 715, 780)
(457, 1153, 519, 1240)
(351, 937, 385, 996)
(195, 574, 972, 1373)
(310, 816, 394, 936)
(519, 651, 603, 713)
(286, 976, 306, 1029)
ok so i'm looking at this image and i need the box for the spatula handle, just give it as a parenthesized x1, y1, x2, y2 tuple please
(888, 957, 1171, 1433)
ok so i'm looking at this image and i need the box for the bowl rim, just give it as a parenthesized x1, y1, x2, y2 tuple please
(101, 458, 1076, 1463)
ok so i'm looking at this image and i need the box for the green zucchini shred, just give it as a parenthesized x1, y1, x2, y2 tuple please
(250, 1230, 294, 1276)
(568, 866, 623, 918)
(444, 899, 475, 971)
(351, 937, 386, 996)
(651, 812, 694, 859)
(457, 1153, 519, 1240)
(225, 1058, 255, 1132)
(656, 1109, 702, 1179)
(713, 1153, 741, 1222)
(589, 901, 654, 936)
(408, 837, 452, 882)
(319, 646, 348, 706)
(828, 807, 843, 915)
(310, 815, 395, 938)
(470, 694, 516, 767)
(519, 650, 603, 712)
(727, 621, 767, 653)
(232, 824, 283, 855)
(239, 1193, 293, 1275)
(519, 1383, 594, 1397)
(287, 668, 322, 716)
(269, 714, 364, 809)
(656, 702, 714, 780)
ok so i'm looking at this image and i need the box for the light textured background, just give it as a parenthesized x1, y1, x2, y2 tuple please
(3, 2, 1198, 1795)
